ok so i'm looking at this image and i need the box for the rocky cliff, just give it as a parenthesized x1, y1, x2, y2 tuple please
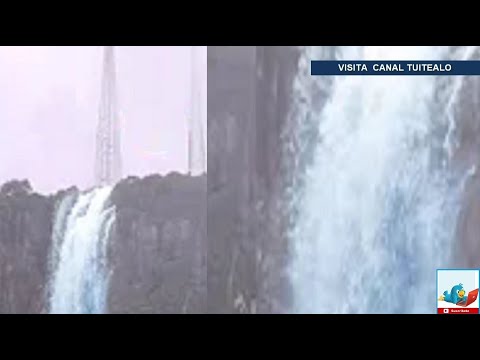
(0, 174, 206, 314)
(207, 46, 300, 313)
(0, 180, 54, 313)
(108, 173, 206, 314)
(448, 68, 480, 268)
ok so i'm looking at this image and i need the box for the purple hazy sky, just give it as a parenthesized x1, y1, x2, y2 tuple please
(0, 46, 207, 194)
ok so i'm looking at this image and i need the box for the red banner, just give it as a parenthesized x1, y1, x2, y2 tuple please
(438, 308, 479, 314)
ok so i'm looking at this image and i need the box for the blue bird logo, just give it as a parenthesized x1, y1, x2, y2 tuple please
(439, 283, 468, 304)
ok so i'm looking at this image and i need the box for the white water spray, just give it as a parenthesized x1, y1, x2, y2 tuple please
(287, 46, 473, 313)
(49, 187, 115, 314)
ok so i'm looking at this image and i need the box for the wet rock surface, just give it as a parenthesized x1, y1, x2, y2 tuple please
(108, 173, 207, 314)
(450, 73, 480, 268)
(207, 46, 300, 313)
(0, 180, 54, 313)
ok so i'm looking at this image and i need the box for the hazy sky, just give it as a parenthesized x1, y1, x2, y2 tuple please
(0, 46, 207, 194)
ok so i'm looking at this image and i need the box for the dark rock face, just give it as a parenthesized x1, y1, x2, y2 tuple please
(208, 46, 257, 314)
(108, 173, 207, 314)
(254, 47, 301, 314)
(207, 46, 300, 313)
(0, 179, 33, 196)
(449, 72, 480, 268)
(0, 181, 54, 313)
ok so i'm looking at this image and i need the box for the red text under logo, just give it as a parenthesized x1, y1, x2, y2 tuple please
(438, 308, 479, 314)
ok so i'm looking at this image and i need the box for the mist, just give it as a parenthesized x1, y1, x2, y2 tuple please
(0, 46, 207, 194)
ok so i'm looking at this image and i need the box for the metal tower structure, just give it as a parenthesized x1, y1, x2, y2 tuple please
(188, 46, 206, 175)
(95, 46, 122, 186)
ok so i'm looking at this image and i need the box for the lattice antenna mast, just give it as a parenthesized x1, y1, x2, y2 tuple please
(189, 46, 206, 175)
(95, 46, 122, 186)
(188, 117, 193, 176)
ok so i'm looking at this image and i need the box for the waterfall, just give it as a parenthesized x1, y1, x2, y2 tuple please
(287, 46, 475, 314)
(49, 187, 116, 314)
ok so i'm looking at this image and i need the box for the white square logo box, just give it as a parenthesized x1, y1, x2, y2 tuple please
(437, 269, 479, 314)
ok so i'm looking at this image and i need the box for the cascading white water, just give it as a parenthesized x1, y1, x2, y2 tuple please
(287, 46, 476, 314)
(49, 187, 116, 314)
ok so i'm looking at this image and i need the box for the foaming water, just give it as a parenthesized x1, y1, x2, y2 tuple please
(49, 187, 115, 314)
(287, 46, 474, 313)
